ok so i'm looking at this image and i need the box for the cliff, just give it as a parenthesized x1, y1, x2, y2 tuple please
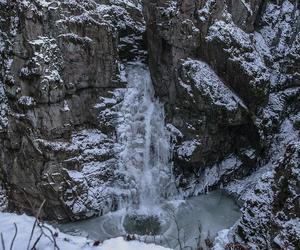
(143, 0, 299, 248)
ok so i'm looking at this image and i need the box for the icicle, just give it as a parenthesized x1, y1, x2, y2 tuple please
(116, 63, 175, 209)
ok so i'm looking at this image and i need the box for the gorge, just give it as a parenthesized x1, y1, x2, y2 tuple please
(0, 0, 299, 250)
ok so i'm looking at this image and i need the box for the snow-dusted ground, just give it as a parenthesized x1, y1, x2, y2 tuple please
(0, 212, 171, 250)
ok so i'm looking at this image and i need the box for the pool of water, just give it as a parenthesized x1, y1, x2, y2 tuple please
(57, 191, 240, 249)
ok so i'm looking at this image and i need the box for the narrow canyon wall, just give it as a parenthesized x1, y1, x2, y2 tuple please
(143, 0, 299, 190)
(0, 0, 299, 248)
(143, 0, 300, 248)
(0, 0, 145, 221)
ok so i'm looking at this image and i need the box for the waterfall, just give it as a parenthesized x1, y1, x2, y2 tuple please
(117, 62, 173, 210)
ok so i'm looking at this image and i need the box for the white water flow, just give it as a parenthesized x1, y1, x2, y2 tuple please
(58, 63, 241, 249)
(117, 63, 174, 210)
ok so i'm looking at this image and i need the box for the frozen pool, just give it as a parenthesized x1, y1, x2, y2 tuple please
(58, 191, 240, 249)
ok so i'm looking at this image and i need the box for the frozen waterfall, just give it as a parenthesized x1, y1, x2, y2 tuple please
(59, 64, 241, 249)
(117, 63, 174, 210)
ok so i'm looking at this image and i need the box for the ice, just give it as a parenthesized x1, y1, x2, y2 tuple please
(116, 63, 175, 208)
(0, 212, 171, 250)
(59, 191, 240, 250)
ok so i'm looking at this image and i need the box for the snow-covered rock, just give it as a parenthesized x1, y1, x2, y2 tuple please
(143, 0, 300, 248)
(0, 0, 145, 221)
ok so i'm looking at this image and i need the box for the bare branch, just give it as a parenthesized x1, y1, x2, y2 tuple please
(1, 233, 6, 250)
(39, 224, 60, 250)
(30, 232, 43, 250)
(9, 223, 18, 250)
(27, 200, 46, 250)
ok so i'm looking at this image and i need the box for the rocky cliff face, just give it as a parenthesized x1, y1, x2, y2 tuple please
(0, 0, 145, 221)
(143, 0, 299, 248)
(143, 0, 299, 188)
(0, 0, 299, 248)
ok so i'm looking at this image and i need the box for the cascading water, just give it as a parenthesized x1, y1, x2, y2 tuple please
(58, 63, 241, 249)
(117, 62, 174, 210)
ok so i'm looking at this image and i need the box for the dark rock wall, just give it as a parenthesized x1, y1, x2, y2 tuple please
(143, 0, 300, 248)
(0, 0, 144, 221)
(143, 0, 299, 191)
(0, 0, 299, 247)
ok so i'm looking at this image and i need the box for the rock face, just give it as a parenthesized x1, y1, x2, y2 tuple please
(235, 143, 300, 249)
(0, 0, 145, 221)
(0, 0, 299, 248)
(143, 0, 300, 248)
(143, 0, 299, 187)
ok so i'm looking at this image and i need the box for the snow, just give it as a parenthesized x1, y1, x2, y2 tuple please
(226, 112, 299, 202)
(223, 111, 300, 248)
(36, 129, 109, 154)
(241, 0, 252, 14)
(0, 82, 8, 130)
(34, 0, 56, 8)
(0, 212, 171, 250)
(99, 237, 170, 250)
(18, 96, 36, 106)
(181, 59, 248, 111)
(44, 69, 62, 82)
(179, 79, 193, 98)
(197, 0, 216, 22)
(206, 19, 270, 89)
(253, 31, 272, 61)
(189, 154, 243, 196)
(94, 97, 118, 109)
(63, 100, 70, 112)
(207, 20, 252, 49)
(273, 218, 300, 249)
(34, 129, 122, 217)
(166, 123, 183, 140)
(58, 33, 93, 44)
(213, 229, 230, 250)
(110, 0, 142, 11)
(176, 139, 200, 160)
(93, 2, 144, 34)
(159, 0, 178, 18)
(0, 187, 7, 212)
(0, 31, 8, 130)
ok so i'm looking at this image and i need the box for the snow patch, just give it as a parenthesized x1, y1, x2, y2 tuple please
(0, 212, 171, 250)
(177, 139, 201, 160)
(181, 59, 247, 111)
(0, 82, 8, 130)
